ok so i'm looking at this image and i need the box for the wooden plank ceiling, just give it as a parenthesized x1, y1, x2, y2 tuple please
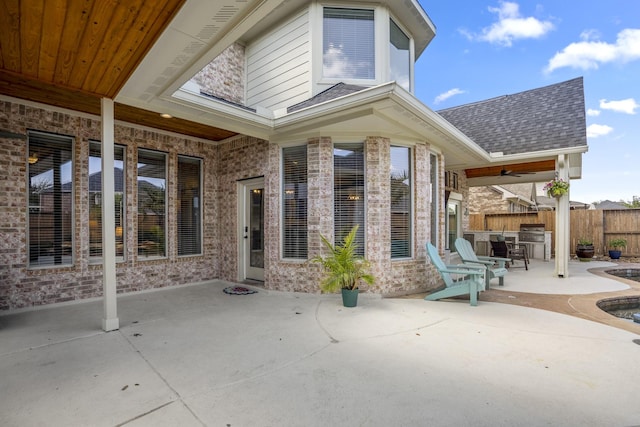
(465, 160, 556, 179)
(0, 0, 237, 141)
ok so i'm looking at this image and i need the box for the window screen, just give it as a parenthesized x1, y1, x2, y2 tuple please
(282, 146, 308, 259)
(28, 131, 74, 267)
(334, 143, 365, 256)
(137, 149, 166, 258)
(391, 146, 411, 258)
(177, 156, 202, 256)
(323, 8, 375, 80)
(89, 142, 125, 259)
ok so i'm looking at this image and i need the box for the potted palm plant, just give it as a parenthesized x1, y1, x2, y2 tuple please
(608, 238, 627, 260)
(312, 225, 374, 307)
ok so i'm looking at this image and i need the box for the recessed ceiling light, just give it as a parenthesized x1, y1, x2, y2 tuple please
(160, 113, 172, 119)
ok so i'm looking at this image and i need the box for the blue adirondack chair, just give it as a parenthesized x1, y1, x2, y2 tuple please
(455, 237, 509, 288)
(425, 242, 486, 306)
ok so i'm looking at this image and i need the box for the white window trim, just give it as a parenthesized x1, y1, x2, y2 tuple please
(311, 3, 416, 94)
(312, 3, 385, 88)
(388, 15, 415, 92)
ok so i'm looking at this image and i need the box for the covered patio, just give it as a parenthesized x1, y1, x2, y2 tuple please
(1, 260, 638, 426)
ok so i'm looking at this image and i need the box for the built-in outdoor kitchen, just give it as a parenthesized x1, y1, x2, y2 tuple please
(462, 224, 551, 261)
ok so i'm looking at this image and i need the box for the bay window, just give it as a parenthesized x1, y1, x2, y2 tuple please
(390, 19, 411, 90)
(323, 8, 375, 80)
(391, 146, 411, 258)
(334, 143, 365, 256)
(282, 146, 308, 259)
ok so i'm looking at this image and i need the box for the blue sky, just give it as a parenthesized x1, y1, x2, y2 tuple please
(414, 0, 640, 204)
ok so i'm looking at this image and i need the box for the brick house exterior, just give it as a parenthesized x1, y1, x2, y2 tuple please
(0, 1, 587, 313)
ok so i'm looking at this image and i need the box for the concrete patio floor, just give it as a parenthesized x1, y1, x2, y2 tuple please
(1, 260, 640, 426)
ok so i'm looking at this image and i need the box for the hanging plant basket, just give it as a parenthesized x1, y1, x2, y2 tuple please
(544, 178, 569, 199)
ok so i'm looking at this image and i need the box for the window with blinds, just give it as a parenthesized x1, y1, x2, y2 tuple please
(28, 131, 74, 267)
(177, 156, 202, 256)
(430, 153, 438, 246)
(137, 149, 166, 258)
(282, 146, 308, 259)
(334, 143, 365, 256)
(390, 146, 411, 258)
(88, 142, 125, 260)
(323, 7, 375, 80)
(390, 19, 410, 91)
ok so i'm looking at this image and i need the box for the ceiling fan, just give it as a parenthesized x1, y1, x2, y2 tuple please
(499, 168, 534, 177)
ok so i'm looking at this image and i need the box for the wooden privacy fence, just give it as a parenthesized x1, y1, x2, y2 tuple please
(468, 209, 640, 257)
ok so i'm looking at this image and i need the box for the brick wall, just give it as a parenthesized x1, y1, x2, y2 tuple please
(216, 135, 269, 282)
(0, 99, 220, 310)
(0, 98, 448, 309)
(192, 43, 245, 105)
(468, 186, 507, 214)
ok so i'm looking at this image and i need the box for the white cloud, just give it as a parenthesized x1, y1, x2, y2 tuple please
(586, 109, 600, 116)
(599, 98, 639, 114)
(545, 28, 640, 73)
(586, 124, 614, 138)
(434, 88, 466, 104)
(475, 2, 554, 46)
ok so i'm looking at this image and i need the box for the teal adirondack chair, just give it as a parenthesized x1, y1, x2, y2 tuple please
(425, 242, 486, 306)
(455, 237, 509, 288)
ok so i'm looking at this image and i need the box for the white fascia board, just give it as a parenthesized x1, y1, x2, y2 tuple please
(388, 86, 490, 161)
(489, 145, 588, 163)
(273, 82, 490, 161)
(127, 88, 274, 140)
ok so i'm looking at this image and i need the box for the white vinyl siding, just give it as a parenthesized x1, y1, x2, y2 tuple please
(246, 9, 311, 110)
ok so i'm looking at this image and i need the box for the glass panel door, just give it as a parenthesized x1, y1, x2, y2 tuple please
(242, 178, 264, 281)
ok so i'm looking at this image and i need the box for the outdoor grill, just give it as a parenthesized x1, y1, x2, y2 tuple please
(519, 224, 546, 243)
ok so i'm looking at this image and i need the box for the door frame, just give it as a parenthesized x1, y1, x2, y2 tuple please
(237, 177, 265, 282)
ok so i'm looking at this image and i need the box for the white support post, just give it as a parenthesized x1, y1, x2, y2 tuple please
(554, 154, 570, 278)
(101, 98, 119, 331)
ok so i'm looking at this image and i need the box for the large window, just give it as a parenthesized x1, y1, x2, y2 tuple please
(28, 131, 74, 267)
(334, 143, 365, 256)
(282, 146, 308, 259)
(430, 153, 438, 246)
(390, 146, 411, 258)
(177, 156, 202, 256)
(137, 149, 166, 258)
(323, 8, 375, 80)
(89, 142, 125, 260)
(390, 19, 410, 90)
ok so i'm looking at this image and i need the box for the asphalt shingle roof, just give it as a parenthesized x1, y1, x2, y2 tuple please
(437, 77, 587, 156)
(287, 83, 367, 113)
